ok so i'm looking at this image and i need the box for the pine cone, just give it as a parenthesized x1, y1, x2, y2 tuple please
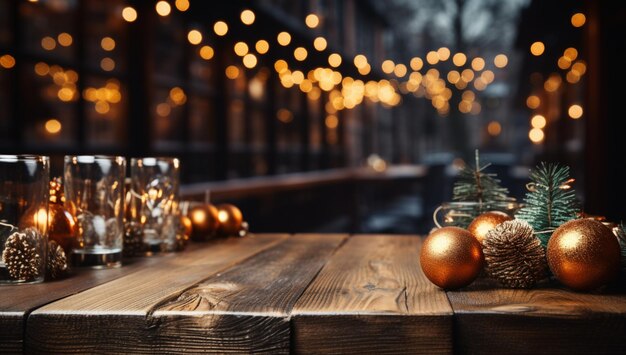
(2, 228, 43, 281)
(123, 221, 145, 257)
(483, 219, 547, 288)
(47, 239, 68, 279)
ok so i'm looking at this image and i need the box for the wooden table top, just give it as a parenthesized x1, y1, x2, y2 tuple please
(2, 234, 626, 354)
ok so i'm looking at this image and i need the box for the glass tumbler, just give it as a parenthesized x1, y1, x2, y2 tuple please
(0, 155, 49, 284)
(64, 155, 126, 268)
(130, 157, 180, 253)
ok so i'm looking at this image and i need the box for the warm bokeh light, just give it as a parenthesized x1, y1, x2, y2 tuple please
(225, 65, 240, 79)
(494, 54, 508, 68)
(34, 62, 49, 75)
(199, 45, 214, 60)
(568, 104, 583, 119)
(544, 73, 562, 92)
(452, 53, 466, 67)
(100, 57, 115, 71)
(557, 56, 571, 70)
(381, 60, 395, 74)
(57, 32, 72, 47)
(187, 30, 202, 45)
(101, 37, 115, 51)
(571, 13, 586, 27)
(277, 108, 293, 123)
(354, 54, 367, 69)
(471, 57, 485, 71)
(41, 36, 56, 50)
(274, 59, 288, 73)
(45, 119, 62, 134)
(531, 114, 547, 129)
(156, 103, 171, 117)
(294, 47, 308, 61)
(313, 37, 327, 51)
(0, 54, 15, 69)
(234, 42, 249, 56)
(487, 121, 502, 136)
(328, 53, 342, 67)
(437, 47, 451, 61)
(394, 64, 407, 77)
(277, 31, 291, 46)
(529, 128, 545, 143)
(243, 53, 257, 68)
(530, 41, 545, 56)
(358, 64, 371, 75)
(526, 95, 541, 109)
(325, 115, 338, 129)
(155, 1, 171, 17)
(571, 61, 587, 76)
(410, 57, 423, 71)
(214, 21, 228, 36)
(426, 51, 439, 65)
(305, 14, 320, 28)
(564, 47, 578, 61)
(255, 40, 269, 54)
(169, 87, 186, 105)
(122, 6, 138, 22)
(175, 0, 190, 11)
(240, 9, 255, 25)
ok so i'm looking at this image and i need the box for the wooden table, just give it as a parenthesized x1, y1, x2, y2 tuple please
(2, 234, 626, 354)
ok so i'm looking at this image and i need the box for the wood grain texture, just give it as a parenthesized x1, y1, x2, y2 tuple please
(25, 234, 288, 354)
(145, 233, 347, 354)
(0, 250, 173, 354)
(292, 235, 453, 354)
(447, 278, 626, 354)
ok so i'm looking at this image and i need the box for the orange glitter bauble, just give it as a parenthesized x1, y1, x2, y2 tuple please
(180, 215, 193, 237)
(420, 226, 484, 289)
(547, 219, 620, 291)
(216, 204, 244, 237)
(189, 204, 219, 242)
(468, 211, 513, 244)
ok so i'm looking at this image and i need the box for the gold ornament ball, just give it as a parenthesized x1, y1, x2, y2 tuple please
(216, 204, 244, 237)
(547, 219, 621, 291)
(420, 226, 484, 289)
(180, 215, 193, 237)
(189, 204, 219, 242)
(468, 211, 513, 244)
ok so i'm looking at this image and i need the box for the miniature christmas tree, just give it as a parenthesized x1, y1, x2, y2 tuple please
(449, 150, 511, 227)
(516, 162, 580, 246)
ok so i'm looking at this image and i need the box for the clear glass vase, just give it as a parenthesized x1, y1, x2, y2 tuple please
(0, 155, 49, 284)
(64, 155, 126, 268)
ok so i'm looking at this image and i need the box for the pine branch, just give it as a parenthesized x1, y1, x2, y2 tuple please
(453, 150, 510, 204)
(617, 224, 626, 272)
(516, 162, 580, 246)
(449, 150, 511, 227)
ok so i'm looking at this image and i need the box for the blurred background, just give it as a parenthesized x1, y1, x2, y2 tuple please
(0, 0, 624, 234)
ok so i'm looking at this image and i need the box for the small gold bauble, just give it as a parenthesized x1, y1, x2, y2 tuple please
(180, 215, 193, 237)
(189, 204, 219, 242)
(216, 204, 244, 237)
(468, 211, 513, 244)
(547, 219, 621, 291)
(420, 226, 484, 289)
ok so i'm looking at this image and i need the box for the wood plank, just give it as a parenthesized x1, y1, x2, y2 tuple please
(146, 233, 348, 353)
(292, 235, 453, 354)
(25, 233, 323, 353)
(0, 248, 176, 354)
(447, 279, 626, 354)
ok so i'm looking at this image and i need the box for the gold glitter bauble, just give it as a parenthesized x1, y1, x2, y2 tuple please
(468, 211, 513, 244)
(547, 219, 620, 291)
(420, 226, 484, 289)
(216, 204, 243, 237)
(189, 204, 219, 242)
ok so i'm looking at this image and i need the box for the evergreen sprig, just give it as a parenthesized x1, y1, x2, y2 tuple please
(452, 150, 510, 204)
(516, 162, 580, 246)
(449, 150, 511, 227)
